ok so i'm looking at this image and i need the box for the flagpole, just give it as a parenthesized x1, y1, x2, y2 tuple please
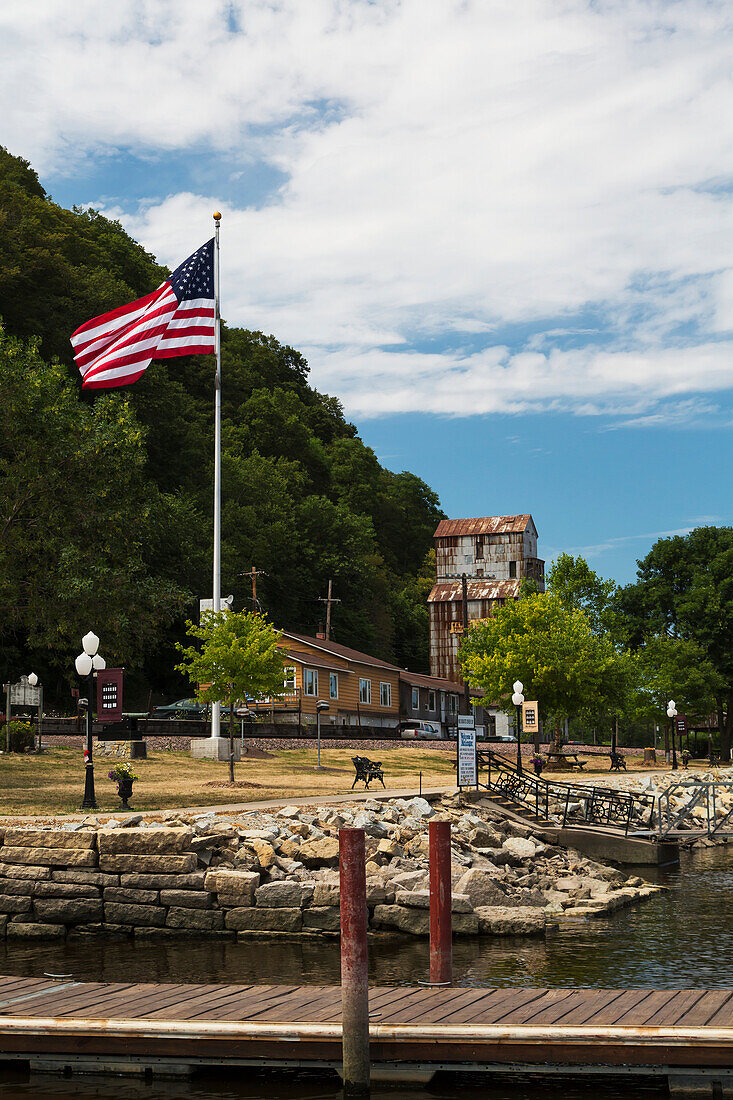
(211, 211, 222, 740)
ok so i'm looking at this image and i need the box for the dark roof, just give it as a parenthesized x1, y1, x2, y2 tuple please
(399, 670, 462, 693)
(427, 579, 522, 603)
(434, 515, 534, 538)
(281, 632, 401, 672)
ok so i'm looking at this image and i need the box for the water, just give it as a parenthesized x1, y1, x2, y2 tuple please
(0, 845, 730, 1099)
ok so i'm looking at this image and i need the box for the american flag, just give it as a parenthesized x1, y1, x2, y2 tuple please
(71, 238, 216, 389)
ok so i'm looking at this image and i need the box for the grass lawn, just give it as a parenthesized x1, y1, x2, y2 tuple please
(0, 745, 461, 817)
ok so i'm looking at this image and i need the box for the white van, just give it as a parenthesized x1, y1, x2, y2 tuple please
(400, 720, 443, 741)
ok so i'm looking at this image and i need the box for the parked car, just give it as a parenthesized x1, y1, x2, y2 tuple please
(487, 731, 517, 743)
(151, 698, 209, 720)
(400, 720, 443, 741)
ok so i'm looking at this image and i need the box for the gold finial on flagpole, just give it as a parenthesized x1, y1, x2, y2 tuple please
(213, 211, 222, 222)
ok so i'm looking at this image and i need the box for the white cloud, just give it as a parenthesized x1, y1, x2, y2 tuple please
(3, 0, 733, 418)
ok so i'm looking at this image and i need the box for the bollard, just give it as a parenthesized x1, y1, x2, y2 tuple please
(339, 827, 370, 1096)
(429, 819, 452, 986)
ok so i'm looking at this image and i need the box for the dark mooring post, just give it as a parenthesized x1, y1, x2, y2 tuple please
(429, 819, 452, 985)
(340, 827, 370, 1096)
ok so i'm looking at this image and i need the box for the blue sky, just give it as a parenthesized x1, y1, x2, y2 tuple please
(3, 0, 732, 586)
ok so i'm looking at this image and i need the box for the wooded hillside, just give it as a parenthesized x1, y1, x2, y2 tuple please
(0, 148, 443, 705)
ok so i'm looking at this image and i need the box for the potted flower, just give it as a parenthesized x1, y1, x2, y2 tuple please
(108, 761, 138, 809)
(530, 753, 544, 776)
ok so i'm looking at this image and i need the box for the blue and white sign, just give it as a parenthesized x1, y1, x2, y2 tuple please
(457, 715, 476, 787)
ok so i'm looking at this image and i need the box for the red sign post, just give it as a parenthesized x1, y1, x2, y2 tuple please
(96, 668, 124, 724)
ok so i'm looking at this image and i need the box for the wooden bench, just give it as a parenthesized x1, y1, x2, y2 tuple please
(548, 751, 587, 771)
(351, 755, 385, 790)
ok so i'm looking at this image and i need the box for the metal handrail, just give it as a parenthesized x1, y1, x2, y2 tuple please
(476, 750, 655, 835)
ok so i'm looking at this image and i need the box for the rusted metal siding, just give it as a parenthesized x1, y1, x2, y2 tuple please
(429, 513, 544, 682)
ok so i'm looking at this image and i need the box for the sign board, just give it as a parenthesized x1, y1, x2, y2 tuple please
(676, 714, 687, 735)
(199, 595, 234, 618)
(457, 726, 477, 787)
(458, 714, 476, 730)
(522, 700, 539, 734)
(449, 622, 464, 635)
(96, 668, 124, 724)
(3, 676, 40, 707)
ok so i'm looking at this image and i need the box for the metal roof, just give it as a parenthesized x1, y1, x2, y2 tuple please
(399, 670, 462, 692)
(434, 515, 535, 537)
(427, 579, 522, 603)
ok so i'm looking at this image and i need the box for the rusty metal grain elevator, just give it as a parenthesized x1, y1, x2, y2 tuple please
(427, 515, 544, 684)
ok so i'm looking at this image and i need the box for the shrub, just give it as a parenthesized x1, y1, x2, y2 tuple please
(1, 720, 35, 752)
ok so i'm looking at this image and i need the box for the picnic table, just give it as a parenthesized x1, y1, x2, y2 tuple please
(546, 750, 587, 771)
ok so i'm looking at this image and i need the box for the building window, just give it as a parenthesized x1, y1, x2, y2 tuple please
(380, 682, 391, 707)
(428, 691, 436, 712)
(304, 669, 318, 696)
(464, 554, 473, 564)
(359, 678, 371, 704)
(475, 536, 484, 559)
(509, 560, 517, 577)
(329, 673, 339, 699)
(411, 687, 419, 710)
(448, 694, 458, 715)
(283, 666, 296, 691)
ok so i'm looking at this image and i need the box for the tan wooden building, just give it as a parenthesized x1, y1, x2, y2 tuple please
(278, 632, 402, 728)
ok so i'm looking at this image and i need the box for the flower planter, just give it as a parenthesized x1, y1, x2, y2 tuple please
(117, 778, 134, 810)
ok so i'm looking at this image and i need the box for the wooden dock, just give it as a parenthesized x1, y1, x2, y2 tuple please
(2, 975, 733, 1090)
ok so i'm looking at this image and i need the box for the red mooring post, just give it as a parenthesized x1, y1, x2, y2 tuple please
(339, 827, 370, 1095)
(429, 819, 452, 985)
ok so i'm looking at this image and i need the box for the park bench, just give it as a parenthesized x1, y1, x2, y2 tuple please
(609, 751, 626, 771)
(351, 755, 385, 790)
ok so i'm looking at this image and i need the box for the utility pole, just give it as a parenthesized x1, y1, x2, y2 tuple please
(239, 567, 267, 613)
(461, 572, 470, 714)
(318, 579, 341, 640)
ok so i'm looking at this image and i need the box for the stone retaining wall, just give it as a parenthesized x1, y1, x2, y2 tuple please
(0, 794, 659, 941)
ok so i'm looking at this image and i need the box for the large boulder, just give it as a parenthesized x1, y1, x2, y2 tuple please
(0, 847, 97, 868)
(34, 897, 103, 924)
(104, 902, 166, 927)
(225, 907, 302, 932)
(120, 871, 206, 890)
(98, 827, 193, 855)
(166, 907, 224, 930)
(255, 881, 313, 908)
(4, 828, 97, 850)
(204, 869, 259, 904)
(302, 907, 341, 932)
(475, 906, 546, 935)
(104, 887, 159, 905)
(403, 798, 434, 819)
(502, 837, 537, 861)
(455, 869, 506, 908)
(395, 889, 472, 913)
(298, 837, 340, 868)
(99, 854, 197, 874)
(0, 895, 32, 915)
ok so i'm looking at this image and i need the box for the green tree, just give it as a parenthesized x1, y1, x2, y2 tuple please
(634, 635, 723, 752)
(176, 611, 286, 781)
(459, 591, 636, 739)
(618, 527, 733, 759)
(0, 329, 185, 697)
(547, 553, 620, 637)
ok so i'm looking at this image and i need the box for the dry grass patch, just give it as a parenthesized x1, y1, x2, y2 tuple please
(0, 745, 458, 817)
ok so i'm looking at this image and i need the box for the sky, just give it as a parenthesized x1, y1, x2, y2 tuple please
(2, 0, 732, 584)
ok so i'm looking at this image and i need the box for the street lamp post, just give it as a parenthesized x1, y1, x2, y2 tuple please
(667, 700, 678, 772)
(512, 680, 524, 774)
(75, 632, 105, 810)
(316, 701, 330, 770)
(27, 672, 42, 752)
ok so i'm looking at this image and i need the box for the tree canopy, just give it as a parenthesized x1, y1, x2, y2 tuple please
(176, 611, 286, 780)
(459, 590, 635, 730)
(0, 146, 444, 704)
(617, 526, 733, 757)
